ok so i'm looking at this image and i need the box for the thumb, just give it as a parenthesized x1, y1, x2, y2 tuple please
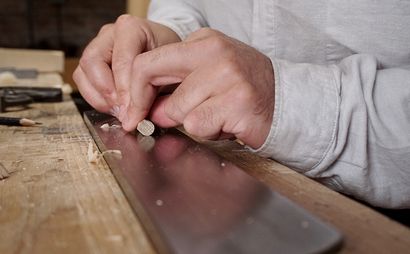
(150, 95, 180, 128)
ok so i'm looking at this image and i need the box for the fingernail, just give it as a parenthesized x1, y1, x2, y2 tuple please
(110, 105, 120, 118)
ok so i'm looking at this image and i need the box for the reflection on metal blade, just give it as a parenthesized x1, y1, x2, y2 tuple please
(84, 111, 342, 254)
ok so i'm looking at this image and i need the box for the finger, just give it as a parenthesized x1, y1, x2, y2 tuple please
(183, 92, 253, 143)
(183, 87, 271, 148)
(133, 40, 208, 86)
(79, 24, 117, 107)
(119, 44, 191, 130)
(121, 84, 158, 131)
(73, 66, 111, 113)
(150, 95, 179, 127)
(121, 35, 222, 130)
(183, 95, 227, 140)
(134, 28, 230, 83)
(153, 65, 233, 127)
(112, 15, 153, 108)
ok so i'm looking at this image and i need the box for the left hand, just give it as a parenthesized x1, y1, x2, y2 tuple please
(120, 28, 275, 149)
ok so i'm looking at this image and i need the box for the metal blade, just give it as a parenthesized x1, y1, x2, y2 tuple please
(84, 111, 342, 254)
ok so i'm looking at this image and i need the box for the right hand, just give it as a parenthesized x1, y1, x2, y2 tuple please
(73, 14, 180, 118)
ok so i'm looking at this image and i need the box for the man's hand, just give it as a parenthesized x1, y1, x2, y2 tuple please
(73, 15, 180, 117)
(122, 28, 275, 148)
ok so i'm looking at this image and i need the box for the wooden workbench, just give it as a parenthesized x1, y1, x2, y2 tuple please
(0, 98, 409, 254)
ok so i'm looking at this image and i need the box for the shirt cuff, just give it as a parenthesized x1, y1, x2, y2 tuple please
(147, 3, 204, 40)
(250, 58, 340, 173)
(151, 19, 199, 40)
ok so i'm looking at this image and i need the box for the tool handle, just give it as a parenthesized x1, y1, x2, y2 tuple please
(2, 86, 63, 102)
(0, 86, 63, 112)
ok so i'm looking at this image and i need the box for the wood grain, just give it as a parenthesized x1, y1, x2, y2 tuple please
(0, 99, 155, 254)
(201, 140, 410, 253)
(0, 97, 409, 254)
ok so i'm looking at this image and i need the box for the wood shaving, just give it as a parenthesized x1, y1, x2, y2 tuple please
(100, 123, 110, 130)
(61, 83, 73, 94)
(0, 71, 17, 85)
(100, 123, 122, 131)
(87, 141, 99, 163)
(102, 150, 122, 159)
(235, 139, 245, 146)
(87, 141, 122, 163)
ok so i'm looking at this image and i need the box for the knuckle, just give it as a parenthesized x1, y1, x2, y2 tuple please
(232, 84, 254, 103)
(116, 14, 136, 25)
(98, 23, 113, 35)
(132, 55, 147, 78)
(206, 34, 229, 53)
(72, 67, 83, 86)
(99, 86, 116, 99)
(79, 48, 97, 68)
(129, 99, 150, 118)
(184, 106, 214, 137)
(117, 89, 129, 103)
(196, 27, 218, 37)
(115, 14, 145, 29)
(183, 117, 201, 137)
(165, 92, 187, 122)
(164, 101, 180, 122)
(220, 59, 242, 77)
(112, 57, 130, 73)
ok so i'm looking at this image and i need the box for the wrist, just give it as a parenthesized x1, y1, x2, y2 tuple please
(148, 20, 182, 47)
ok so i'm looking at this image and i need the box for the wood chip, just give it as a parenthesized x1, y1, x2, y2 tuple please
(0, 71, 17, 85)
(100, 123, 122, 131)
(102, 150, 122, 159)
(87, 141, 99, 163)
(137, 119, 155, 136)
(87, 140, 123, 164)
(100, 123, 110, 130)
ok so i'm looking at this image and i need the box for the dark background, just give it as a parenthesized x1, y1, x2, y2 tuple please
(0, 0, 126, 57)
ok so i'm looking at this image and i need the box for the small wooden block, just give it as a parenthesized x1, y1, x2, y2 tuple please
(137, 119, 155, 136)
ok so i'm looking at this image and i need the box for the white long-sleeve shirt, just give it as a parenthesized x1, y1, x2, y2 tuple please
(148, 0, 410, 208)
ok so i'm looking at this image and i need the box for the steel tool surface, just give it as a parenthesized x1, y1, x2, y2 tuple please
(84, 110, 343, 254)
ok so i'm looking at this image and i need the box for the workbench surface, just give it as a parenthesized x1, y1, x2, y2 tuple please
(0, 98, 409, 254)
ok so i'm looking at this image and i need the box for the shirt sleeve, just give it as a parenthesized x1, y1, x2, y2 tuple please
(252, 54, 410, 208)
(148, 0, 207, 40)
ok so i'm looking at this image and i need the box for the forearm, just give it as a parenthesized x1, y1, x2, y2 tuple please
(255, 54, 410, 208)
